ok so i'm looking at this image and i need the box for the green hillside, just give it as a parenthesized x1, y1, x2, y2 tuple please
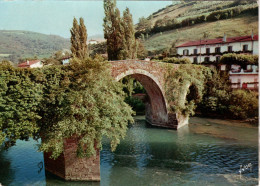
(145, 15, 258, 53)
(136, 1, 258, 55)
(0, 30, 70, 63)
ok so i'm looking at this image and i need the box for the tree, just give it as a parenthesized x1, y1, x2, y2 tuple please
(0, 64, 43, 148)
(122, 7, 137, 59)
(79, 17, 88, 58)
(70, 18, 80, 58)
(70, 17, 88, 59)
(137, 17, 151, 33)
(38, 57, 134, 158)
(136, 40, 148, 59)
(0, 57, 134, 158)
(103, 0, 126, 60)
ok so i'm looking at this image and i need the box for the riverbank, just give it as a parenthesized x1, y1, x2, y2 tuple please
(190, 117, 258, 128)
(188, 117, 258, 144)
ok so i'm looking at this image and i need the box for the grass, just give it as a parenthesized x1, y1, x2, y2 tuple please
(144, 14, 259, 53)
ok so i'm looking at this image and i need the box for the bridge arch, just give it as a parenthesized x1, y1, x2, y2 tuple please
(115, 69, 168, 125)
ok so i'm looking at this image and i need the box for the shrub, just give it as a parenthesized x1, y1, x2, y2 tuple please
(162, 57, 191, 64)
(220, 53, 258, 69)
(229, 90, 258, 119)
(125, 96, 145, 114)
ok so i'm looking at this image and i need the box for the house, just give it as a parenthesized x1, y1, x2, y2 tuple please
(61, 56, 71, 65)
(88, 39, 98, 45)
(176, 34, 259, 90)
(228, 64, 258, 90)
(18, 60, 43, 68)
(176, 34, 258, 64)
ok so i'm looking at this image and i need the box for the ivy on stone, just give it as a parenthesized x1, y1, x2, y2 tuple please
(164, 64, 211, 116)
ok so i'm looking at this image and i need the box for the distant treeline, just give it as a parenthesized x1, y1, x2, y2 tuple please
(135, 5, 258, 38)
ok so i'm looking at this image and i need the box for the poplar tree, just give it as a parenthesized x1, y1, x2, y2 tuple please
(70, 17, 88, 59)
(70, 18, 80, 58)
(122, 8, 137, 59)
(103, 0, 125, 60)
(79, 17, 88, 58)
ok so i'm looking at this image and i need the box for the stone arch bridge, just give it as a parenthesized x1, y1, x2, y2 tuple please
(110, 59, 189, 129)
(44, 60, 192, 181)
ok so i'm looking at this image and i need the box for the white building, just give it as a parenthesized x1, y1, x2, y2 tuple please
(176, 34, 258, 64)
(176, 34, 259, 90)
(227, 64, 258, 90)
(18, 60, 43, 68)
(88, 39, 98, 45)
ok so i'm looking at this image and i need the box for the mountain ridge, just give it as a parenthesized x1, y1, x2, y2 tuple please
(0, 30, 70, 63)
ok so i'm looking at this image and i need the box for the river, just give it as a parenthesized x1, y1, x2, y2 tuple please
(0, 116, 258, 186)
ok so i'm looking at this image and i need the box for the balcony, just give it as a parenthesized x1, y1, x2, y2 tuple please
(230, 67, 258, 74)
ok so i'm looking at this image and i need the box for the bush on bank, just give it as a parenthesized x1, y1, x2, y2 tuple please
(0, 57, 134, 159)
(197, 69, 258, 122)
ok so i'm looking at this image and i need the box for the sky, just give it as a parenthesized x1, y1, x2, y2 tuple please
(0, 0, 173, 38)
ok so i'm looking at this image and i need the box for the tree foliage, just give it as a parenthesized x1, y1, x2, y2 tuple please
(197, 70, 231, 115)
(103, 0, 137, 60)
(197, 69, 258, 122)
(165, 64, 211, 116)
(220, 53, 258, 67)
(162, 57, 191, 64)
(229, 90, 258, 119)
(0, 58, 134, 159)
(103, 0, 125, 60)
(0, 64, 43, 148)
(122, 8, 137, 59)
(70, 17, 88, 59)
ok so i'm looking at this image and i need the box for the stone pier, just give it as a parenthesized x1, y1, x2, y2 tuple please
(44, 137, 100, 181)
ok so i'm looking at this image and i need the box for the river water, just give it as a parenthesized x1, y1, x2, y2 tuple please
(0, 116, 258, 186)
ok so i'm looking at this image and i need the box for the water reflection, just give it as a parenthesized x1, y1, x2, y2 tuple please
(0, 116, 258, 186)
(0, 151, 13, 186)
(101, 117, 258, 186)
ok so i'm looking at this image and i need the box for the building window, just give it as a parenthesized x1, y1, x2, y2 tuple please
(193, 57, 198, 63)
(194, 49, 197, 55)
(206, 48, 210, 54)
(243, 45, 248, 52)
(228, 46, 233, 52)
(183, 49, 189, 55)
(215, 47, 221, 53)
(216, 56, 220, 62)
(204, 57, 210, 62)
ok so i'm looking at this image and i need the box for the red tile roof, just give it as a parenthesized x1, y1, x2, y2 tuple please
(18, 60, 41, 68)
(176, 35, 258, 48)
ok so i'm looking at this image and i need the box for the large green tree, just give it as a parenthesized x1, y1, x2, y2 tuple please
(0, 64, 43, 148)
(0, 58, 134, 158)
(103, 1, 138, 60)
(103, 0, 125, 60)
(70, 17, 88, 59)
(122, 8, 137, 59)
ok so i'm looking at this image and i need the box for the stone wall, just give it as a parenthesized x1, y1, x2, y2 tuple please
(44, 137, 100, 181)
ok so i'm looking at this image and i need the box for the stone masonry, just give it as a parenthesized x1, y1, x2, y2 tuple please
(110, 60, 189, 129)
(44, 137, 100, 181)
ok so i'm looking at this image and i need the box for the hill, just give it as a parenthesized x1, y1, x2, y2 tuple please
(135, 1, 258, 55)
(145, 14, 258, 54)
(0, 30, 70, 63)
